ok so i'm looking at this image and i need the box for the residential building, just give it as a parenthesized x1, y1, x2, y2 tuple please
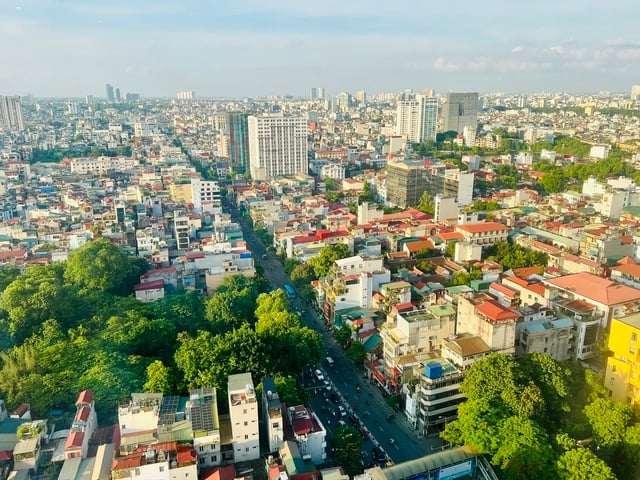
(606, 313, 640, 404)
(106, 84, 115, 102)
(404, 359, 465, 435)
(284, 406, 326, 464)
(545, 272, 640, 359)
(441, 92, 479, 134)
(111, 441, 197, 480)
(454, 221, 509, 246)
(456, 294, 518, 355)
(385, 160, 428, 208)
(0, 97, 24, 132)
(516, 317, 574, 361)
(227, 112, 250, 174)
(227, 373, 259, 461)
(248, 114, 308, 181)
(174, 212, 190, 250)
(191, 178, 222, 215)
(64, 390, 98, 459)
(188, 387, 221, 468)
(261, 377, 284, 454)
(395, 95, 438, 143)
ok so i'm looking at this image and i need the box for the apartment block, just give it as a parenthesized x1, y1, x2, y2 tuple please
(262, 377, 284, 454)
(606, 313, 640, 405)
(228, 373, 260, 461)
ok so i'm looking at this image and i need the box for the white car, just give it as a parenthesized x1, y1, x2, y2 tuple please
(338, 405, 347, 417)
(315, 369, 325, 381)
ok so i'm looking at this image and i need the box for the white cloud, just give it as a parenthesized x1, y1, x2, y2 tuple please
(549, 45, 564, 54)
(511, 46, 523, 53)
(433, 57, 461, 72)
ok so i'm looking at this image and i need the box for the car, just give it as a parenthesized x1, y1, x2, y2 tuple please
(315, 369, 325, 381)
(386, 413, 395, 421)
(324, 380, 332, 391)
(338, 405, 347, 417)
(338, 420, 346, 427)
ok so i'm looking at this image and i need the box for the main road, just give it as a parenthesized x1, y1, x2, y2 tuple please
(229, 205, 442, 464)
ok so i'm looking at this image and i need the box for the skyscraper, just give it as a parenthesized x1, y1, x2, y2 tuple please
(442, 92, 479, 134)
(0, 96, 24, 132)
(115, 88, 121, 102)
(310, 87, 318, 100)
(317, 87, 325, 100)
(632, 85, 640, 101)
(105, 84, 115, 102)
(248, 113, 308, 181)
(227, 112, 250, 174)
(395, 94, 438, 143)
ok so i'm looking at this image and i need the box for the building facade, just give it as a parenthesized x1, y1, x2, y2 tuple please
(248, 114, 308, 181)
(0, 96, 24, 132)
(395, 95, 438, 143)
(442, 92, 479, 134)
(228, 373, 260, 461)
(227, 112, 250, 174)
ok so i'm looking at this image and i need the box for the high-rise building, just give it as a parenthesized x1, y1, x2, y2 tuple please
(335, 92, 352, 112)
(228, 373, 260, 461)
(248, 113, 309, 181)
(442, 92, 479, 134)
(310, 87, 318, 100)
(190, 178, 222, 215)
(0, 96, 24, 132)
(115, 88, 121, 102)
(176, 91, 195, 100)
(124, 93, 140, 102)
(317, 87, 325, 100)
(227, 112, 250, 173)
(105, 84, 115, 102)
(395, 94, 438, 143)
(632, 85, 640, 101)
(356, 90, 367, 105)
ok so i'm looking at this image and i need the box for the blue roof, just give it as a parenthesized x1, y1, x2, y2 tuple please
(553, 317, 574, 328)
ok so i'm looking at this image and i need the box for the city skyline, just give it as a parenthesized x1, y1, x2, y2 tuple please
(1, 0, 640, 97)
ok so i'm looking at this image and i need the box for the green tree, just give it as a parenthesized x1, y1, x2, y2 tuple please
(0, 265, 19, 292)
(334, 325, 352, 349)
(359, 182, 375, 203)
(143, 360, 172, 394)
(346, 341, 366, 364)
(538, 168, 568, 193)
(584, 398, 632, 448)
(418, 191, 435, 214)
(492, 417, 557, 480)
(205, 289, 256, 334)
(332, 425, 363, 477)
(290, 263, 316, 285)
(1, 263, 87, 342)
(556, 448, 616, 480)
(65, 239, 148, 295)
(308, 244, 351, 278)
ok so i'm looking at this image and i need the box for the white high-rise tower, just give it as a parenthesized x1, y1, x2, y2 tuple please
(248, 113, 308, 181)
(395, 94, 438, 143)
(0, 96, 24, 132)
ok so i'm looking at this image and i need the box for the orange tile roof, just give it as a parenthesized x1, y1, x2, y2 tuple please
(456, 221, 509, 233)
(475, 300, 519, 322)
(546, 272, 640, 306)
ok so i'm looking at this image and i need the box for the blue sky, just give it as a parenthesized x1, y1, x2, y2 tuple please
(2, 0, 639, 98)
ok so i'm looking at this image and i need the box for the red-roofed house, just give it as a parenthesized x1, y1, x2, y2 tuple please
(134, 279, 165, 303)
(65, 390, 97, 459)
(545, 272, 640, 359)
(285, 406, 327, 464)
(457, 295, 518, 355)
(455, 222, 509, 246)
(111, 441, 197, 480)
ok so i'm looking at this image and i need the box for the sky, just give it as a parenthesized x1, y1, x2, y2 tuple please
(2, 0, 640, 98)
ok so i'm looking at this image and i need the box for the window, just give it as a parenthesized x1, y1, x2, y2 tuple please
(245, 435, 249, 440)
(244, 421, 248, 426)
(632, 333, 638, 343)
(160, 466, 165, 472)
(631, 347, 636, 354)
(243, 409, 247, 414)
(612, 365, 617, 373)
(610, 377, 616, 385)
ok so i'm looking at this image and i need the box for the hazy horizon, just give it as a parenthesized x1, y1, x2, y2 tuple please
(3, 0, 639, 98)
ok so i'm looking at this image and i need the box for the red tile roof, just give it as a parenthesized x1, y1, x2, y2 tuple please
(134, 279, 165, 291)
(64, 431, 84, 450)
(546, 272, 640, 306)
(456, 221, 509, 234)
(76, 390, 93, 406)
(475, 300, 519, 322)
(76, 406, 90, 422)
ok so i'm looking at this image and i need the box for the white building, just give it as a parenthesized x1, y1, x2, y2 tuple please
(191, 178, 222, 215)
(228, 373, 260, 461)
(248, 114, 309, 181)
(187, 387, 221, 468)
(69, 156, 138, 175)
(0, 96, 24, 132)
(395, 95, 438, 143)
(262, 377, 284, 454)
(285, 406, 327, 464)
(64, 390, 98, 460)
(320, 162, 345, 180)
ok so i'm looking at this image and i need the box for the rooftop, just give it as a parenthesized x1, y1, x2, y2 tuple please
(546, 272, 640, 306)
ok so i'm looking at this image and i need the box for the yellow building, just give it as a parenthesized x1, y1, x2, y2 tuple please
(606, 313, 640, 404)
(169, 182, 193, 204)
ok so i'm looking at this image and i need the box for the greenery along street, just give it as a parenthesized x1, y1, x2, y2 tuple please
(0, 238, 321, 421)
(441, 353, 637, 480)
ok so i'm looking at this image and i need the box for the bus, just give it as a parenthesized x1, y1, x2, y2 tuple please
(283, 284, 297, 299)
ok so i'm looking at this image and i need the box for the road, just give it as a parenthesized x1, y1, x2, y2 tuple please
(229, 204, 441, 464)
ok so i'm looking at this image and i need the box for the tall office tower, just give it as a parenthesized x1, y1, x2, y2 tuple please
(335, 92, 352, 112)
(310, 87, 318, 100)
(115, 88, 121, 102)
(0, 96, 24, 132)
(105, 84, 115, 102)
(356, 90, 367, 105)
(395, 94, 438, 143)
(442, 92, 479, 134)
(317, 87, 325, 100)
(632, 85, 640, 101)
(227, 112, 250, 173)
(85, 95, 93, 105)
(228, 373, 260, 461)
(248, 113, 309, 181)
